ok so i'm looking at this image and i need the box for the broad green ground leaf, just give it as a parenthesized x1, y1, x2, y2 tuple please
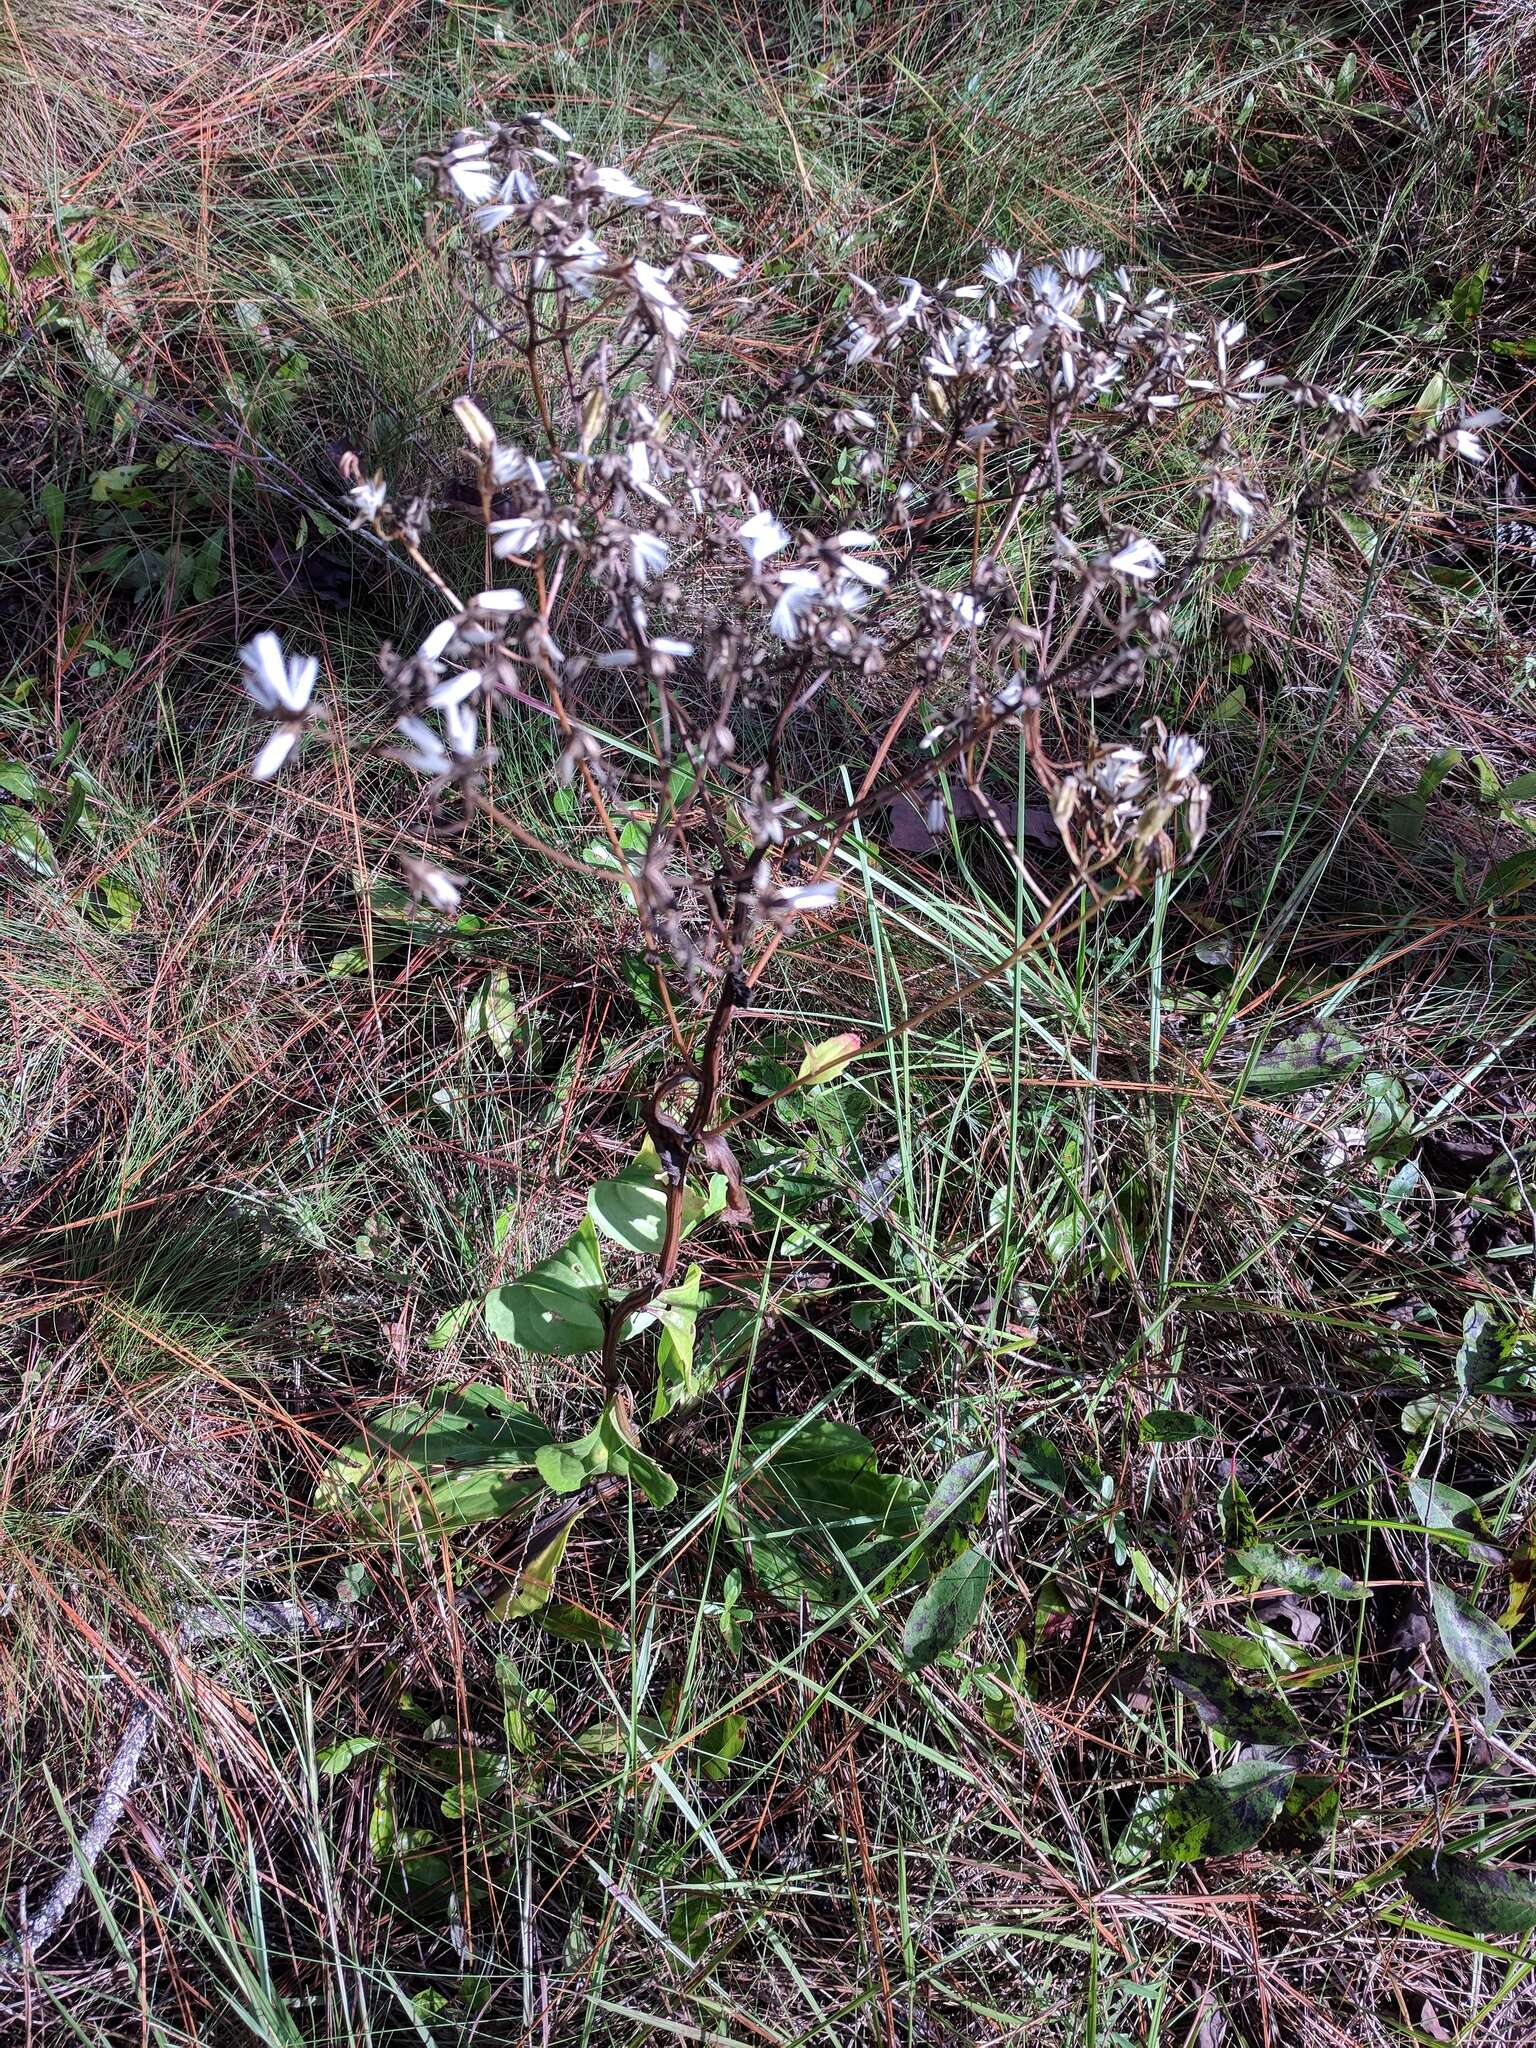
(485, 1216, 607, 1356)
(316, 1735, 381, 1778)
(439, 1750, 508, 1820)
(590, 1140, 721, 1258)
(1406, 1477, 1503, 1564)
(1335, 506, 1379, 563)
(536, 1602, 625, 1649)
(698, 1712, 747, 1781)
(1219, 1474, 1258, 1549)
(1430, 1580, 1511, 1723)
(1242, 1024, 1366, 1095)
(1141, 1408, 1213, 1444)
(728, 1418, 928, 1617)
(903, 1546, 991, 1668)
(974, 1639, 1028, 1733)
(716, 1567, 753, 1658)
(463, 970, 528, 1057)
(492, 1518, 573, 1618)
(1197, 1628, 1274, 1674)
(90, 877, 139, 932)
(1012, 1433, 1066, 1495)
(1402, 1851, 1536, 1934)
(368, 1765, 397, 1863)
(651, 1265, 706, 1419)
(796, 1033, 861, 1086)
(1230, 1545, 1364, 1598)
(1362, 1072, 1410, 1153)
(1130, 1548, 1178, 1612)
(589, 1155, 670, 1254)
(2, 805, 56, 876)
(1120, 1760, 1294, 1864)
(669, 1891, 721, 1959)
(1481, 847, 1536, 903)
(316, 1383, 552, 1537)
(1159, 1650, 1302, 1744)
(535, 1442, 589, 1494)
(535, 1399, 677, 1508)
(1267, 1772, 1340, 1855)
(425, 1300, 474, 1351)
(921, 1450, 995, 1536)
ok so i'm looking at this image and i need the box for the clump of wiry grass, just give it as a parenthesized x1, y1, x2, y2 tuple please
(3, 2, 1535, 2044)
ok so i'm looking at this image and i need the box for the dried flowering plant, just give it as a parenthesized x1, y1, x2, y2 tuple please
(235, 111, 1494, 1377)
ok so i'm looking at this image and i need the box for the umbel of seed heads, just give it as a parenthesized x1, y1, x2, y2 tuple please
(235, 109, 1497, 949)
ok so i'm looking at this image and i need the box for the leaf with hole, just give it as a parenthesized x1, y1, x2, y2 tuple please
(485, 1216, 607, 1357)
(902, 1546, 991, 1669)
(1402, 1851, 1536, 1935)
(1159, 1650, 1301, 1744)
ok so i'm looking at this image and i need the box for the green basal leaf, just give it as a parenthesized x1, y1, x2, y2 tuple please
(1219, 1473, 1258, 1549)
(1141, 1408, 1213, 1444)
(1158, 1649, 1302, 1744)
(796, 1032, 861, 1086)
(316, 1735, 381, 1778)
(589, 1152, 670, 1255)
(1268, 1772, 1340, 1855)
(485, 1216, 607, 1357)
(1430, 1580, 1511, 1723)
(1120, 1760, 1294, 1865)
(1406, 1477, 1503, 1564)
(651, 1264, 706, 1419)
(316, 1382, 553, 1538)
(728, 1417, 928, 1617)
(697, 1711, 747, 1781)
(921, 1450, 995, 1536)
(535, 1399, 677, 1509)
(492, 1519, 573, 1619)
(536, 1602, 625, 1649)
(902, 1545, 991, 1669)
(425, 1300, 474, 1351)
(669, 1891, 722, 1959)
(1241, 1024, 1367, 1095)
(1230, 1544, 1364, 1598)
(1402, 1851, 1536, 1935)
